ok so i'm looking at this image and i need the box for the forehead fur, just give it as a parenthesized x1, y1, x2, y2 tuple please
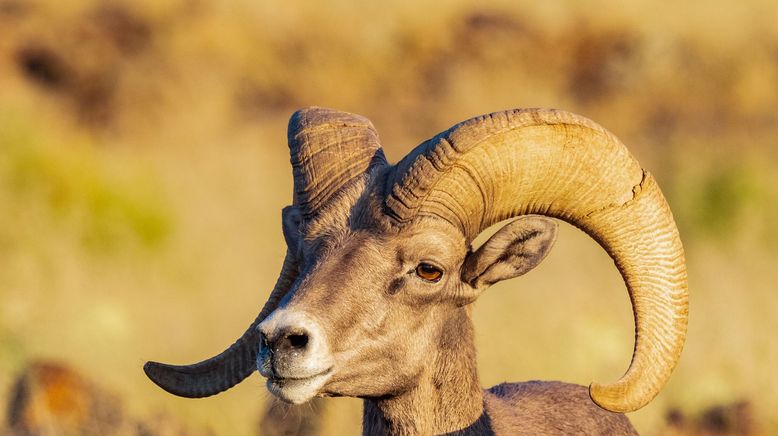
(302, 166, 469, 253)
(302, 167, 392, 240)
(302, 174, 371, 240)
(394, 217, 469, 259)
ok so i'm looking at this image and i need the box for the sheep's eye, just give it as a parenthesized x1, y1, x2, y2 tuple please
(415, 263, 443, 283)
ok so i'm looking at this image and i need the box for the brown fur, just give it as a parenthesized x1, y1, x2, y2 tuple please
(253, 171, 638, 434)
(358, 305, 635, 435)
(484, 383, 636, 435)
(259, 397, 326, 436)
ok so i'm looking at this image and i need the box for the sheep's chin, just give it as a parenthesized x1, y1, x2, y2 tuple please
(266, 372, 331, 405)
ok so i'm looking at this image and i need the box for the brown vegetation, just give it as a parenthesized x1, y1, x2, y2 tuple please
(665, 401, 758, 436)
(5, 3, 155, 125)
(5, 360, 212, 435)
(6, 361, 123, 435)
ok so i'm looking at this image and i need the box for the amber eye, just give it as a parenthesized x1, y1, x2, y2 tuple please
(415, 263, 443, 283)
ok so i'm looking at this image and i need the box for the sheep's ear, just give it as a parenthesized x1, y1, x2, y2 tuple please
(281, 206, 303, 250)
(462, 216, 557, 291)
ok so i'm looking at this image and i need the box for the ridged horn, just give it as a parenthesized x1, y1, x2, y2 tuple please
(385, 108, 688, 412)
(289, 106, 387, 221)
(144, 107, 387, 398)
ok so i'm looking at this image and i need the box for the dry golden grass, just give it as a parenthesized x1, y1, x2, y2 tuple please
(1, 0, 777, 434)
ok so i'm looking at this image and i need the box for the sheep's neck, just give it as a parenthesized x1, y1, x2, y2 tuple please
(362, 309, 487, 435)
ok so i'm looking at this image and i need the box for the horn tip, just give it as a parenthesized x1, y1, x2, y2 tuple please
(589, 381, 647, 413)
(143, 360, 201, 399)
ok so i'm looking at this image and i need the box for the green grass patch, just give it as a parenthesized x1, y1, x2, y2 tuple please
(0, 110, 173, 253)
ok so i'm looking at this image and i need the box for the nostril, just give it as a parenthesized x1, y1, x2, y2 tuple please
(286, 333, 309, 349)
(265, 322, 316, 354)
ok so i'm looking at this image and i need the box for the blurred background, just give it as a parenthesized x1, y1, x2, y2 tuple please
(1, 0, 777, 434)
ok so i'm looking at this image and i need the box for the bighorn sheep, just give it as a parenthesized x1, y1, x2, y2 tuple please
(144, 107, 689, 434)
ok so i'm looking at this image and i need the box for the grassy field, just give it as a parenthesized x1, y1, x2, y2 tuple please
(1, 0, 777, 434)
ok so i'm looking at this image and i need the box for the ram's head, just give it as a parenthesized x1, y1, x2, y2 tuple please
(144, 107, 688, 413)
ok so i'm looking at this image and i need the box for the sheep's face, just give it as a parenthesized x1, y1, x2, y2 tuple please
(257, 201, 556, 404)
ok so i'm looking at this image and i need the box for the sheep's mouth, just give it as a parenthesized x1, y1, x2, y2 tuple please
(266, 367, 333, 404)
(270, 367, 332, 383)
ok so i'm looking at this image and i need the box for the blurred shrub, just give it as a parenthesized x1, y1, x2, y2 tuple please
(690, 166, 762, 235)
(6, 2, 154, 126)
(5, 360, 211, 435)
(671, 160, 778, 250)
(0, 111, 172, 253)
(665, 400, 758, 436)
(6, 360, 124, 435)
(2, 1, 775, 145)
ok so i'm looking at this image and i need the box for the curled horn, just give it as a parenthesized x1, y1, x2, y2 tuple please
(143, 252, 298, 397)
(385, 108, 688, 412)
(144, 107, 387, 398)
